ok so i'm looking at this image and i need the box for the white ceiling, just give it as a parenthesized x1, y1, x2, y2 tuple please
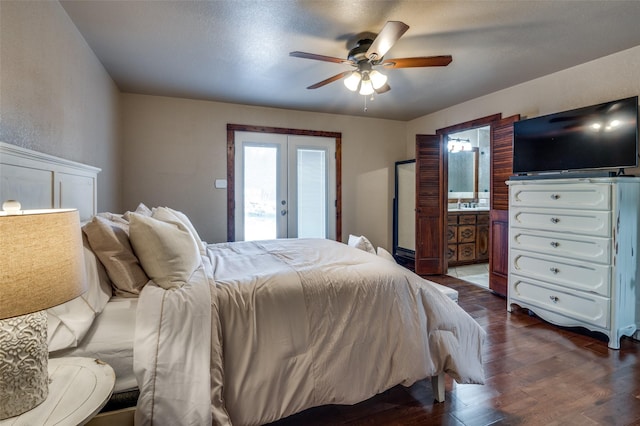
(60, 0, 640, 121)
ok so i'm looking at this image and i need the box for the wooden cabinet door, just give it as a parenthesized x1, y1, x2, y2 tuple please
(458, 243, 476, 262)
(476, 223, 489, 260)
(458, 225, 476, 243)
(415, 134, 446, 275)
(489, 115, 519, 295)
(447, 244, 457, 263)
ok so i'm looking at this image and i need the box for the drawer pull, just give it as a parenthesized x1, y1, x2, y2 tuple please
(550, 194, 560, 200)
(550, 217, 560, 224)
(550, 241, 560, 248)
(550, 267, 560, 274)
(549, 295, 559, 303)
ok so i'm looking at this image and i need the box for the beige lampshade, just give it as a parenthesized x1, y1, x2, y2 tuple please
(0, 209, 86, 320)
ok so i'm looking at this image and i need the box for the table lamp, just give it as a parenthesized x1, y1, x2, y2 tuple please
(0, 201, 86, 419)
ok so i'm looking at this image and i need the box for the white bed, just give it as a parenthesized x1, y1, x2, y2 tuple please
(1, 143, 486, 425)
(50, 297, 138, 393)
(133, 235, 485, 426)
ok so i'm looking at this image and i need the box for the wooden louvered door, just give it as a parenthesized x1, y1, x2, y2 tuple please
(415, 134, 447, 275)
(489, 115, 519, 295)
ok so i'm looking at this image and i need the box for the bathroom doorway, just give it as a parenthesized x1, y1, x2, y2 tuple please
(445, 126, 491, 288)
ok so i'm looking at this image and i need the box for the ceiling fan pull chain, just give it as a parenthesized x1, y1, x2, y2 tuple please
(364, 94, 368, 112)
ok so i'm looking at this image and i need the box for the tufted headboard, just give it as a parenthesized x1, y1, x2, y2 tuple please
(0, 142, 100, 221)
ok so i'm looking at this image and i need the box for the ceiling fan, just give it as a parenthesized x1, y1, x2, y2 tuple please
(290, 21, 452, 95)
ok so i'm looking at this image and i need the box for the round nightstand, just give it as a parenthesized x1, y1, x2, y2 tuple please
(0, 357, 115, 426)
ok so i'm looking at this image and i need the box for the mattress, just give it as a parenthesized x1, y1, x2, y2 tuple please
(50, 297, 137, 393)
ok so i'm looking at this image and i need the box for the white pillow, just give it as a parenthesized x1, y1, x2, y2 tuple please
(83, 215, 149, 297)
(123, 202, 153, 221)
(376, 246, 396, 263)
(347, 234, 376, 254)
(129, 213, 201, 290)
(152, 206, 207, 254)
(47, 244, 112, 352)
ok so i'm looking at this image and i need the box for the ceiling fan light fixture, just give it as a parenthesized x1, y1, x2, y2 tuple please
(344, 71, 361, 92)
(369, 70, 387, 90)
(291, 21, 453, 95)
(359, 75, 374, 96)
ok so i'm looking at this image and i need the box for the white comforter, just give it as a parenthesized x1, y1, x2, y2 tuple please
(134, 238, 485, 426)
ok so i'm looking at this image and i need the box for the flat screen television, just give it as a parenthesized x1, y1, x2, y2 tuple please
(513, 96, 639, 175)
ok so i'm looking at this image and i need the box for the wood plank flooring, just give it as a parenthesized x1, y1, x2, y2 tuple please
(269, 275, 640, 426)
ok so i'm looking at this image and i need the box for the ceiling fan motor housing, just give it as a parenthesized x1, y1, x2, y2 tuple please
(348, 39, 376, 63)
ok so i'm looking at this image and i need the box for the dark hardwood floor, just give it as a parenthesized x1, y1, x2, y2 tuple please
(269, 275, 640, 426)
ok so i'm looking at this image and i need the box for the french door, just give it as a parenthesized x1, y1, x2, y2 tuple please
(233, 131, 336, 241)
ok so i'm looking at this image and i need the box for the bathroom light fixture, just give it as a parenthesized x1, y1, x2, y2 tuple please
(447, 137, 472, 152)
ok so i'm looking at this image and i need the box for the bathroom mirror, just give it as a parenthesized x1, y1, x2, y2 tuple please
(448, 148, 478, 200)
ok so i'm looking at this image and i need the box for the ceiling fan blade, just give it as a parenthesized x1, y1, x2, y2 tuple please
(381, 55, 453, 68)
(307, 71, 352, 89)
(290, 51, 352, 65)
(366, 21, 409, 61)
(374, 83, 391, 94)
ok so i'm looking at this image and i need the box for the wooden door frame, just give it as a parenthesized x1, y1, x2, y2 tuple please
(226, 124, 342, 242)
(435, 114, 502, 273)
(436, 114, 502, 141)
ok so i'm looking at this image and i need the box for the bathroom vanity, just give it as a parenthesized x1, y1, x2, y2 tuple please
(447, 208, 489, 266)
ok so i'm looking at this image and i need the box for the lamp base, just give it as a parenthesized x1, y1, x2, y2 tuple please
(0, 310, 49, 419)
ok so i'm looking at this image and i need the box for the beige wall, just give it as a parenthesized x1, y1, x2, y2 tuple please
(406, 45, 640, 156)
(121, 94, 407, 247)
(0, 0, 121, 212)
(5, 0, 638, 252)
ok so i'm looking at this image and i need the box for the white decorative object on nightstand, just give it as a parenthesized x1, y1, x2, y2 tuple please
(507, 177, 640, 349)
(0, 357, 115, 426)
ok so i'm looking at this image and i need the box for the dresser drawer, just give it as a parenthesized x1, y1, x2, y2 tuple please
(511, 249, 610, 296)
(509, 275, 609, 329)
(510, 183, 610, 210)
(510, 207, 610, 237)
(510, 228, 611, 264)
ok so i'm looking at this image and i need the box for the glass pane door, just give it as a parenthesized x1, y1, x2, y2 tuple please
(235, 132, 335, 241)
(243, 144, 279, 241)
(288, 135, 336, 240)
(295, 148, 327, 238)
(234, 132, 287, 242)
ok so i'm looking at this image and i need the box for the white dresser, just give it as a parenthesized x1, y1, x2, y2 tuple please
(507, 177, 640, 349)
